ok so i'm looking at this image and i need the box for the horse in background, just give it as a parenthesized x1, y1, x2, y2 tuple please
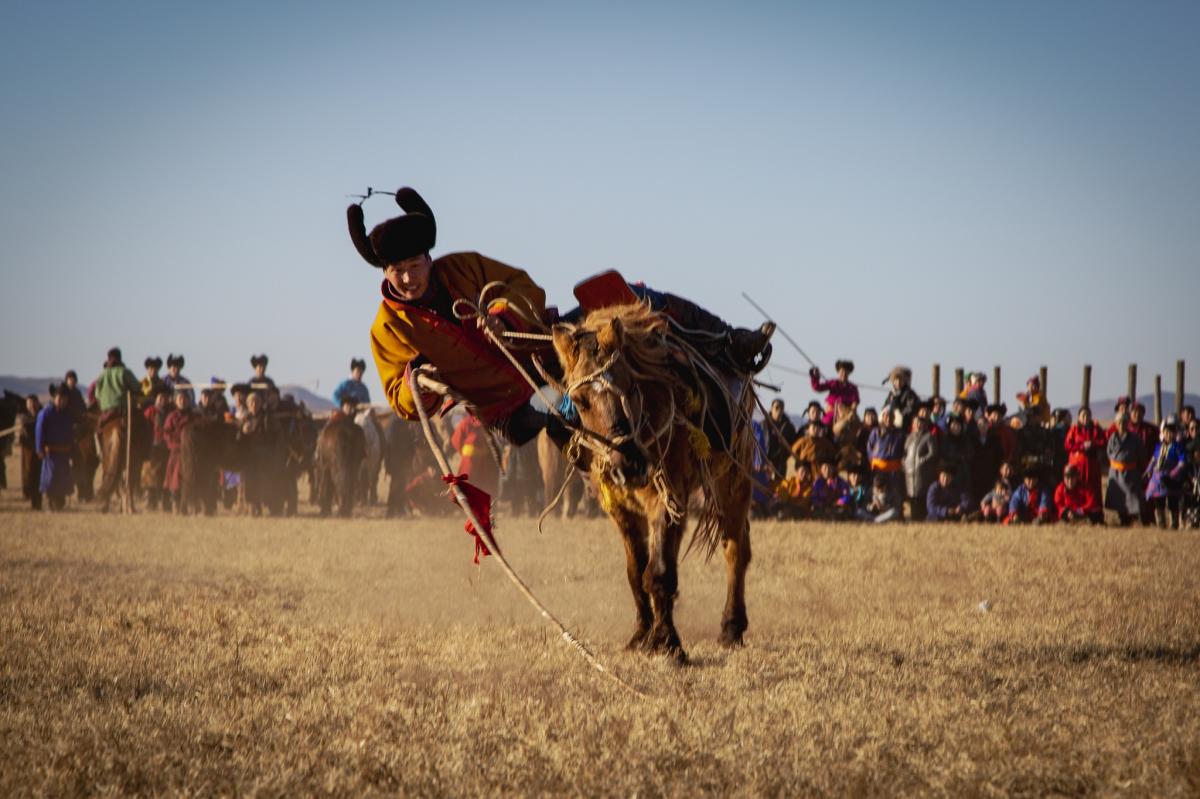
(550, 303, 756, 662)
(96, 408, 150, 513)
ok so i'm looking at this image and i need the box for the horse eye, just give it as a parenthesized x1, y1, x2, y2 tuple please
(573, 395, 590, 412)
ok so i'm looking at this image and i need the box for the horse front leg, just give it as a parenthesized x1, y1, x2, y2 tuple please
(609, 505, 653, 649)
(719, 476, 753, 647)
(642, 505, 687, 663)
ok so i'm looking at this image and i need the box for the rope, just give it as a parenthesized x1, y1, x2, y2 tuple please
(407, 367, 647, 698)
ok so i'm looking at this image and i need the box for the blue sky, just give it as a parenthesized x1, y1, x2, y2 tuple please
(1, 1, 1196, 410)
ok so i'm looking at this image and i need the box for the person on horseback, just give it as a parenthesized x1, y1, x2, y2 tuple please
(348, 187, 774, 447)
(333, 358, 371, 408)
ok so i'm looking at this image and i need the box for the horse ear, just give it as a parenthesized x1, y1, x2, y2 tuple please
(598, 317, 624, 351)
(551, 324, 578, 370)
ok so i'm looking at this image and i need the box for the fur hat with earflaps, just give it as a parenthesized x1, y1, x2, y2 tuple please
(250, 354, 269, 369)
(144, 356, 163, 370)
(350, 358, 367, 372)
(167, 353, 185, 369)
(347, 187, 436, 267)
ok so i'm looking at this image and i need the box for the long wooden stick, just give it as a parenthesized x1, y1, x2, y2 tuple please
(125, 392, 133, 514)
(407, 368, 646, 698)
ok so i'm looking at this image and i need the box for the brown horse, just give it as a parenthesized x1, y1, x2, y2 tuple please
(550, 303, 756, 662)
(96, 409, 150, 513)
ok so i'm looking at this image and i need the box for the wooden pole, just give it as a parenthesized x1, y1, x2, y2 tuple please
(1177, 360, 1186, 417)
(1081, 364, 1092, 410)
(1039, 365, 1048, 401)
(954, 368, 964, 397)
(993, 366, 1001, 406)
(1154, 375, 1163, 424)
(1127, 364, 1137, 406)
(932, 364, 941, 398)
(124, 392, 133, 514)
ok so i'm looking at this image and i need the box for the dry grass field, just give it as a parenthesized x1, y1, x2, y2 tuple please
(2, 458, 1199, 797)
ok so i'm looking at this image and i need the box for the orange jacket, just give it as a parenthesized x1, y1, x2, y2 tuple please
(370, 252, 548, 424)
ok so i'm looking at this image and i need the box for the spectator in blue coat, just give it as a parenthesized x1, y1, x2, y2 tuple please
(1145, 420, 1188, 529)
(926, 464, 971, 521)
(333, 358, 372, 408)
(36, 385, 75, 511)
(1005, 470, 1054, 525)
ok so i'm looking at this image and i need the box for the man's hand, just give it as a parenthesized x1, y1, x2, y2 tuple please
(477, 314, 506, 337)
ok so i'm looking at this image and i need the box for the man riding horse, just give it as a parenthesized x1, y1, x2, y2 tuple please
(348, 187, 774, 450)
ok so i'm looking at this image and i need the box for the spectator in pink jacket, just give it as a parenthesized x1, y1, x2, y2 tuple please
(809, 359, 860, 426)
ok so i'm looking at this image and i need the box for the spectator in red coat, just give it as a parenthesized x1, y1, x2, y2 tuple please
(1064, 406, 1106, 502)
(1054, 465, 1102, 524)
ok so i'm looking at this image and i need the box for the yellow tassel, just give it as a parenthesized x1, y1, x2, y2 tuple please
(688, 425, 711, 459)
(685, 390, 701, 415)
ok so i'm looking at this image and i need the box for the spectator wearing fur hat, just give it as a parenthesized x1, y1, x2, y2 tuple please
(334, 358, 372, 408)
(904, 415, 938, 521)
(141, 357, 165, 402)
(1064, 406, 1106, 503)
(867, 408, 906, 505)
(1104, 407, 1145, 526)
(960, 372, 988, 412)
(1016, 375, 1050, 428)
(1145, 421, 1188, 529)
(248, 354, 275, 392)
(882, 367, 921, 435)
(163, 354, 193, 403)
(1055, 465, 1102, 524)
(1005, 470, 1054, 525)
(809, 360, 859, 427)
(60, 371, 87, 422)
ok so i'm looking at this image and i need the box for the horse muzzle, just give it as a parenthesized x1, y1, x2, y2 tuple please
(607, 442, 648, 488)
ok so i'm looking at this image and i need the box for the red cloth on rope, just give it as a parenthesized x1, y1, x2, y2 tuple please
(442, 473, 493, 564)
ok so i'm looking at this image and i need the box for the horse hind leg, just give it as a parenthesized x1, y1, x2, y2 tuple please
(719, 480, 753, 648)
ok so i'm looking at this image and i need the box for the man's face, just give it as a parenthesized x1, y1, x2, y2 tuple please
(146, 365, 158, 378)
(806, 406, 820, 422)
(65, 375, 77, 389)
(352, 367, 365, 381)
(26, 397, 38, 414)
(1131, 406, 1144, 423)
(174, 393, 187, 411)
(53, 392, 68, 411)
(819, 463, 833, 479)
(1065, 473, 1078, 489)
(384, 253, 433, 301)
(168, 365, 181, 378)
(938, 471, 952, 488)
(837, 367, 849, 382)
(770, 401, 783, 421)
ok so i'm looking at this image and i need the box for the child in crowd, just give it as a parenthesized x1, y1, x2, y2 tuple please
(1145, 420, 1188, 529)
(1055, 465, 1102, 525)
(776, 461, 814, 520)
(926, 463, 971, 521)
(791, 420, 835, 474)
(844, 469, 869, 517)
(1005, 470, 1054, 525)
(858, 473, 902, 523)
(980, 479, 1011, 523)
(811, 459, 850, 520)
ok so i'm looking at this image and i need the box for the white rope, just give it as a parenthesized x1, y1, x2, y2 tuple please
(407, 367, 647, 698)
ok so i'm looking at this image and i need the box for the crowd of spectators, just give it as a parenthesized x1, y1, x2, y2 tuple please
(753, 363, 1200, 529)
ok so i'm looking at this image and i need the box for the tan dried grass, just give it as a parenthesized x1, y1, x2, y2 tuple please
(1, 467, 1199, 796)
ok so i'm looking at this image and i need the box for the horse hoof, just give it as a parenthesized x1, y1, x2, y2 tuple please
(719, 620, 747, 648)
(625, 628, 651, 650)
(667, 646, 689, 665)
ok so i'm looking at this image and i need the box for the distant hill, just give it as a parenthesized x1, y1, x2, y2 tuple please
(0, 375, 336, 411)
(0, 376, 55, 400)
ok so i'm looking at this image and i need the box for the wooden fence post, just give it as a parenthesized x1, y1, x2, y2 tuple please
(1039, 365, 1048, 402)
(1155, 375, 1163, 424)
(993, 366, 1001, 406)
(1177, 360, 1186, 417)
(954, 368, 964, 397)
(932, 364, 940, 399)
(1081, 364, 1092, 410)
(1128, 364, 1137, 405)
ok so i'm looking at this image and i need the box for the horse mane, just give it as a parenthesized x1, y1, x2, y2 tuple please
(576, 301, 672, 375)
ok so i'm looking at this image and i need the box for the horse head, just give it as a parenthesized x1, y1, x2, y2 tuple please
(551, 304, 675, 488)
